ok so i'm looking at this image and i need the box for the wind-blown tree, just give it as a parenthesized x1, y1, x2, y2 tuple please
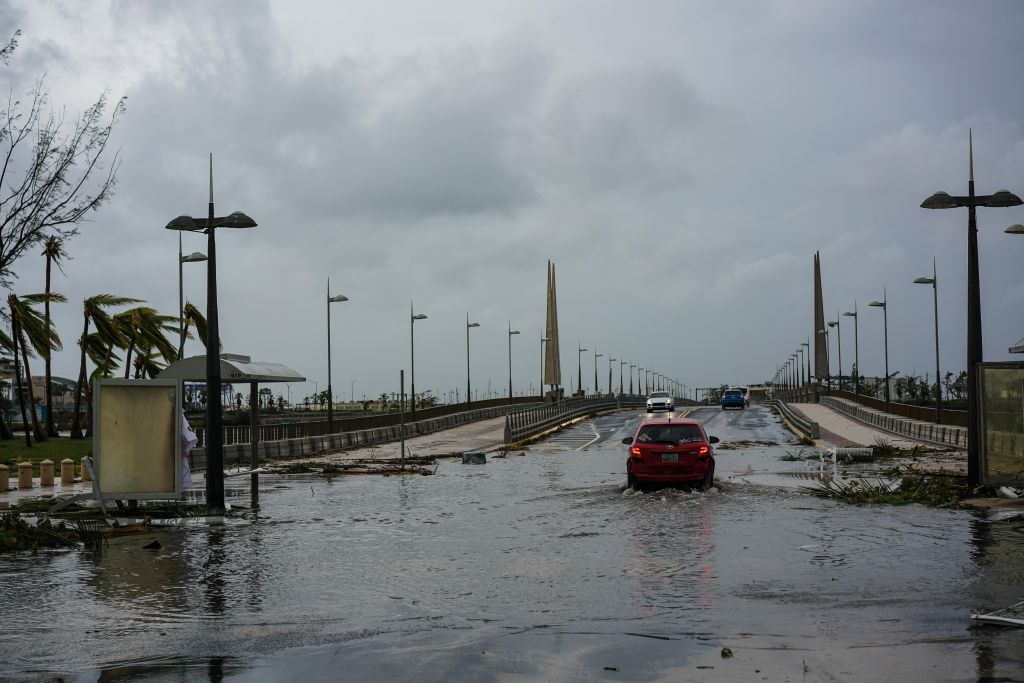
(0, 31, 125, 288)
(69, 294, 138, 439)
(180, 301, 209, 356)
(41, 236, 67, 436)
(113, 307, 177, 379)
(0, 326, 15, 439)
(7, 293, 63, 443)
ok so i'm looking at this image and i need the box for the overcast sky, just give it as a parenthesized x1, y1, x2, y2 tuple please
(4, 0, 1024, 403)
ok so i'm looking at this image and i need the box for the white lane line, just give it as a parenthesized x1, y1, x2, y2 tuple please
(576, 422, 602, 451)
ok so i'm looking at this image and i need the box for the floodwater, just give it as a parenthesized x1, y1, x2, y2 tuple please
(1, 406, 1023, 682)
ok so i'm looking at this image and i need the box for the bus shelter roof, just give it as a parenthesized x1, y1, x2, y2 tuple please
(158, 354, 305, 384)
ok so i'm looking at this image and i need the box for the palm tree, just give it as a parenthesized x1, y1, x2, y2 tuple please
(179, 301, 209, 356)
(0, 325, 16, 440)
(41, 237, 67, 437)
(7, 293, 64, 443)
(69, 294, 139, 439)
(113, 306, 177, 379)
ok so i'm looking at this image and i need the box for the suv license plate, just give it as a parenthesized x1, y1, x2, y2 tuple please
(661, 453, 678, 463)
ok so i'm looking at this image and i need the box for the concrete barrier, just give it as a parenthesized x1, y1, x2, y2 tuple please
(766, 400, 820, 440)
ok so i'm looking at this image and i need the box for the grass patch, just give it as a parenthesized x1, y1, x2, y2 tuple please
(803, 474, 969, 507)
(0, 437, 91, 476)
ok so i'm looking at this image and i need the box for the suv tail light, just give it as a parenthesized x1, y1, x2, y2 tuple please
(697, 445, 710, 457)
(630, 446, 641, 458)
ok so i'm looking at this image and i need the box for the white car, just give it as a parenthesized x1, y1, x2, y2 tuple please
(646, 390, 674, 412)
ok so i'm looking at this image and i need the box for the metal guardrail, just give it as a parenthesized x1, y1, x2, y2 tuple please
(503, 394, 646, 444)
(193, 396, 542, 447)
(766, 399, 820, 440)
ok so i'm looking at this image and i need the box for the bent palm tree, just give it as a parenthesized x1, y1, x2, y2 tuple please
(113, 306, 177, 379)
(180, 301, 209, 355)
(8, 293, 64, 443)
(0, 326, 15, 439)
(41, 237, 67, 436)
(70, 294, 139, 439)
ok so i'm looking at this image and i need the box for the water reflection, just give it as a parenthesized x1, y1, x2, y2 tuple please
(967, 515, 1024, 681)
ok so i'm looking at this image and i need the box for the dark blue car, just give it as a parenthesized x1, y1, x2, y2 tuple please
(721, 389, 745, 410)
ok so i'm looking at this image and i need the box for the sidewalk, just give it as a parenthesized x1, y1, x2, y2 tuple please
(792, 402, 966, 476)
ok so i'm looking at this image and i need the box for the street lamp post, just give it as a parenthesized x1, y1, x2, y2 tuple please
(914, 262, 943, 423)
(507, 323, 520, 402)
(803, 340, 810, 388)
(326, 279, 349, 433)
(539, 337, 548, 399)
(828, 316, 842, 392)
(796, 347, 805, 388)
(165, 155, 257, 510)
(608, 356, 615, 399)
(869, 289, 890, 412)
(921, 132, 1022, 485)
(818, 328, 830, 389)
(593, 350, 602, 395)
(410, 303, 427, 419)
(466, 314, 480, 405)
(177, 243, 207, 358)
(577, 343, 587, 395)
(629, 363, 635, 395)
(619, 359, 626, 396)
(843, 304, 859, 395)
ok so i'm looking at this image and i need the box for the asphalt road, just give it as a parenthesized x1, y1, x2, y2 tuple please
(1, 405, 1021, 682)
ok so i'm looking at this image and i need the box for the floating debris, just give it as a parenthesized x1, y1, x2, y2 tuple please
(972, 601, 1024, 627)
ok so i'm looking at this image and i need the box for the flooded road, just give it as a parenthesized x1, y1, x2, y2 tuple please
(2, 405, 1022, 681)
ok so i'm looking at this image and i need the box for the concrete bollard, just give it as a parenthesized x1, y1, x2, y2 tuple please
(61, 458, 75, 485)
(40, 459, 54, 487)
(18, 462, 33, 489)
(0, 463, 8, 491)
(81, 458, 92, 482)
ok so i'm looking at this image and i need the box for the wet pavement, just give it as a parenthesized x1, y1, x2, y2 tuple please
(2, 405, 1023, 682)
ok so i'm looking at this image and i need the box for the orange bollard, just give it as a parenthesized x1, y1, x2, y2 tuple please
(0, 463, 8, 491)
(18, 462, 33, 489)
(61, 458, 75, 485)
(80, 458, 92, 482)
(40, 459, 54, 487)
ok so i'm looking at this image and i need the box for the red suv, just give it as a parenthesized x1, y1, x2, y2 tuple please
(621, 417, 719, 490)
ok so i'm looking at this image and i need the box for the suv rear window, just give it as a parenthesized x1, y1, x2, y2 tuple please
(638, 424, 704, 443)
(724, 390, 741, 397)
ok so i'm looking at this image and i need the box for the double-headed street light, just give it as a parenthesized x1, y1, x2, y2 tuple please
(843, 305, 859, 395)
(920, 131, 1022, 486)
(326, 280, 349, 432)
(410, 303, 428, 419)
(593, 349, 602, 395)
(869, 289, 890, 412)
(165, 156, 257, 510)
(177, 248, 207, 358)
(607, 356, 615, 399)
(508, 323, 520, 401)
(466, 314, 480, 405)
(619, 359, 627, 396)
(629, 363, 636, 395)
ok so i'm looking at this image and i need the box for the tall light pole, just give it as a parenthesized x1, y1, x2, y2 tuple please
(921, 131, 1022, 486)
(629, 363, 635, 395)
(593, 349, 602, 395)
(466, 314, 480, 405)
(843, 304, 859, 395)
(608, 356, 615, 399)
(410, 303, 427, 419)
(796, 347, 805, 387)
(326, 280, 349, 432)
(818, 328, 830, 389)
(177, 245, 207, 358)
(828, 316, 842, 392)
(913, 259, 942, 423)
(803, 340, 810, 388)
(619, 359, 626, 396)
(165, 155, 257, 510)
(869, 289, 890, 412)
(577, 343, 587, 395)
(507, 323, 520, 401)
(539, 337, 548, 399)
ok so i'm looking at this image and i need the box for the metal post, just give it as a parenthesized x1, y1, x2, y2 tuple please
(249, 380, 259, 506)
(410, 302, 416, 420)
(932, 259, 942, 423)
(399, 370, 405, 469)
(327, 278, 334, 433)
(178, 231, 184, 356)
(204, 160, 224, 510)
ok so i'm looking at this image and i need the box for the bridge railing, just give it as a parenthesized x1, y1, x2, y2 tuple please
(503, 394, 646, 444)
